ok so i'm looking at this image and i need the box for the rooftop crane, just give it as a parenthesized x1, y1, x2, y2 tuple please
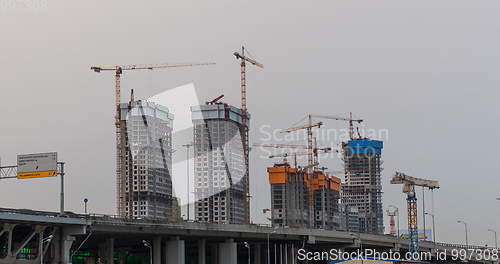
(254, 142, 333, 166)
(253, 142, 325, 150)
(279, 121, 323, 173)
(309, 113, 363, 140)
(234, 46, 264, 224)
(391, 171, 439, 253)
(90, 62, 215, 217)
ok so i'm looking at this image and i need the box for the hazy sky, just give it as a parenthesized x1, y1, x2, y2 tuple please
(1, 0, 499, 246)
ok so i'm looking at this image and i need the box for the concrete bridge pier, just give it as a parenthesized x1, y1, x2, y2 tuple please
(105, 238, 114, 264)
(165, 236, 185, 264)
(118, 248, 126, 264)
(218, 239, 237, 264)
(286, 244, 295, 264)
(197, 239, 206, 264)
(56, 225, 87, 264)
(0, 223, 16, 262)
(153, 237, 162, 264)
(253, 243, 262, 264)
(210, 243, 218, 264)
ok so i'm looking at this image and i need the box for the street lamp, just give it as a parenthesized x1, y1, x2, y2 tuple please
(40, 235, 53, 264)
(244, 242, 251, 264)
(350, 233, 363, 263)
(350, 233, 363, 251)
(267, 227, 277, 264)
(83, 198, 89, 215)
(488, 229, 498, 249)
(424, 213, 436, 249)
(457, 220, 469, 247)
(388, 205, 400, 238)
(142, 240, 152, 264)
(182, 143, 193, 221)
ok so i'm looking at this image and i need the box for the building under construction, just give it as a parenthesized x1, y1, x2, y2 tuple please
(267, 163, 341, 229)
(191, 101, 249, 224)
(341, 139, 384, 234)
(118, 100, 177, 220)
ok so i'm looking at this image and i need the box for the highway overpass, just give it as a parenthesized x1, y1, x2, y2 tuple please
(0, 208, 496, 264)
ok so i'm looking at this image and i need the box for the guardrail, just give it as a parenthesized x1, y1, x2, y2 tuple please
(435, 242, 499, 250)
(1, 207, 496, 251)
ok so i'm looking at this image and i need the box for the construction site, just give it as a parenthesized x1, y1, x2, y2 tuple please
(86, 45, 445, 258)
(88, 45, 392, 235)
(3, 2, 498, 263)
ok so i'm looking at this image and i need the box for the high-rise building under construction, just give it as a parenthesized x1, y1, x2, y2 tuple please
(118, 100, 176, 220)
(341, 139, 384, 234)
(267, 163, 341, 229)
(191, 102, 249, 224)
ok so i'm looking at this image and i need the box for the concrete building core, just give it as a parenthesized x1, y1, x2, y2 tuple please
(191, 103, 249, 224)
(118, 100, 176, 220)
(340, 204, 361, 233)
(341, 139, 384, 234)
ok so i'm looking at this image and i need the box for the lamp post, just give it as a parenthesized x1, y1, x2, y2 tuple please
(388, 205, 400, 238)
(142, 240, 152, 264)
(40, 235, 53, 264)
(457, 220, 469, 247)
(488, 229, 498, 249)
(350, 233, 363, 263)
(267, 227, 277, 264)
(182, 143, 193, 221)
(83, 198, 88, 215)
(244, 242, 251, 264)
(424, 212, 436, 249)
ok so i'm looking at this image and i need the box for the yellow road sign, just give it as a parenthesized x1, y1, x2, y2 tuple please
(17, 170, 58, 179)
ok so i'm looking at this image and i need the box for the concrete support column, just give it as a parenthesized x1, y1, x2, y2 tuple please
(85, 256, 97, 264)
(218, 239, 237, 264)
(118, 248, 126, 264)
(2, 224, 16, 257)
(210, 244, 218, 264)
(61, 235, 75, 264)
(50, 228, 61, 264)
(197, 239, 206, 264)
(254, 244, 262, 264)
(105, 238, 114, 264)
(286, 244, 294, 264)
(164, 236, 185, 264)
(153, 237, 162, 264)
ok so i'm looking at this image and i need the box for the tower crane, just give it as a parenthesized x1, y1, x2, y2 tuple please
(279, 121, 323, 173)
(308, 113, 363, 140)
(391, 172, 439, 253)
(234, 46, 264, 223)
(253, 142, 333, 166)
(90, 62, 215, 217)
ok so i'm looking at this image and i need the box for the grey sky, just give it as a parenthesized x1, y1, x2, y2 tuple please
(0, 0, 499, 246)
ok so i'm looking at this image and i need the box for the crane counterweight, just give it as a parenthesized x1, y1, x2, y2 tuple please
(391, 171, 440, 253)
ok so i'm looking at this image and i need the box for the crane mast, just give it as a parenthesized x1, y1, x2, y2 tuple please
(234, 46, 263, 223)
(391, 171, 439, 253)
(91, 62, 215, 217)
